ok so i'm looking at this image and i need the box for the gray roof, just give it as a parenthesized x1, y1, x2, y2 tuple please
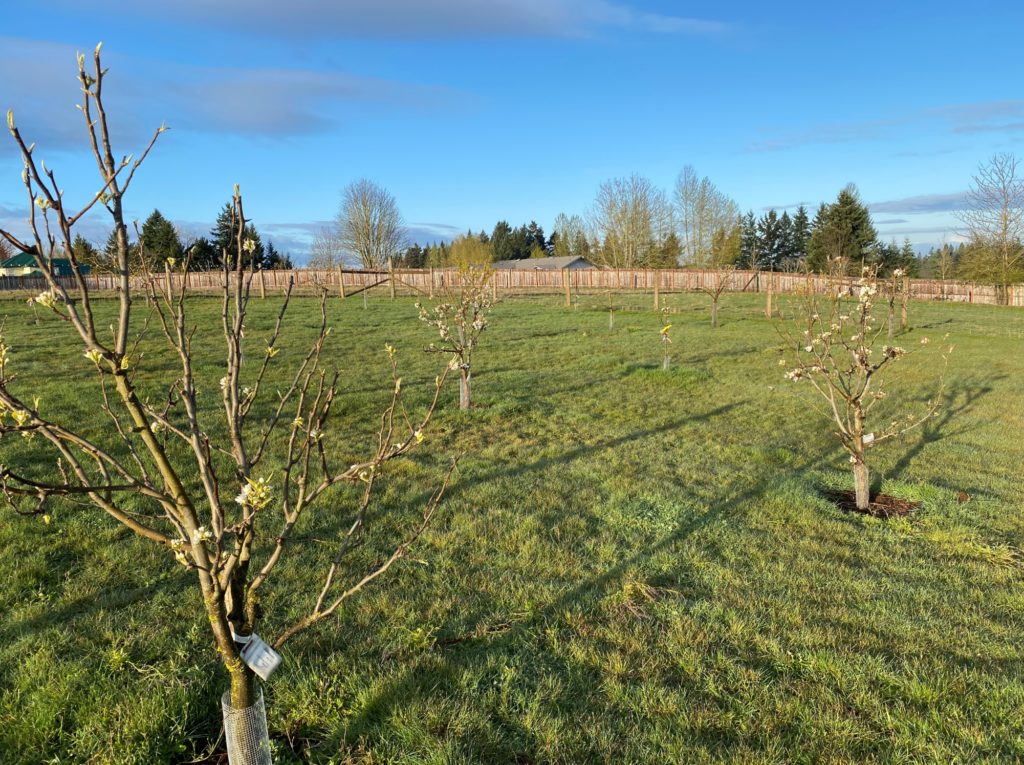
(491, 255, 594, 270)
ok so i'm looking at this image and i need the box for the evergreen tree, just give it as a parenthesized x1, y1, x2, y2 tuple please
(210, 202, 238, 267)
(791, 205, 811, 263)
(491, 221, 513, 261)
(807, 185, 877, 274)
(242, 224, 265, 269)
(264, 240, 292, 270)
(71, 233, 97, 264)
(141, 209, 183, 266)
(189, 237, 219, 271)
(649, 231, 682, 268)
(525, 221, 546, 253)
(757, 210, 782, 269)
(509, 225, 530, 260)
(739, 211, 759, 268)
(100, 229, 141, 274)
(778, 211, 795, 269)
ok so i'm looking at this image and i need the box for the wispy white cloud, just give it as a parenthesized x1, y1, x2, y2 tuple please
(0, 36, 462, 154)
(875, 218, 908, 224)
(868, 192, 966, 214)
(876, 226, 956, 236)
(49, 0, 729, 40)
(747, 100, 1024, 153)
(760, 202, 807, 211)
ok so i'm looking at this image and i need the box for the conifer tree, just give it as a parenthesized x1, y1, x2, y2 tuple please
(141, 209, 183, 266)
(739, 211, 759, 268)
(778, 211, 794, 269)
(807, 186, 877, 274)
(791, 205, 811, 263)
(757, 210, 782, 269)
(491, 221, 513, 261)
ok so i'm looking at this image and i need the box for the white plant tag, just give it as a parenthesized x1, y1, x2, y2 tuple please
(239, 633, 282, 680)
(862, 433, 875, 445)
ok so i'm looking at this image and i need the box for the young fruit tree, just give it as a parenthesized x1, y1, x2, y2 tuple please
(700, 269, 733, 328)
(0, 46, 458, 757)
(773, 266, 953, 513)
(416, 265, 493, 410)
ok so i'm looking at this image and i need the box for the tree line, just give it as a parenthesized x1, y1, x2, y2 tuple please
(311, 154, 1023, 283)
(66, 205, 294, 274)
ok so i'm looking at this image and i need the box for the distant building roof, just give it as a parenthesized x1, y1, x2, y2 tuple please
(0, 253, 40, 268)
(492, 255, 595, 270)
(0, 253, 90, 275)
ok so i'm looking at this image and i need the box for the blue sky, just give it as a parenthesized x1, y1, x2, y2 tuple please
(2, 0, 1022, 260)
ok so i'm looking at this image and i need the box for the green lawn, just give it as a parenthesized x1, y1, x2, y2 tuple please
(1, 290, 1022, 764)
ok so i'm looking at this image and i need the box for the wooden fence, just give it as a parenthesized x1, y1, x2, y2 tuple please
(2, 267, 1022, 307)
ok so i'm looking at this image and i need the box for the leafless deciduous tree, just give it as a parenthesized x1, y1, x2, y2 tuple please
(551, 213, 590, 261)
(0, 48, 458, 725)
(673, 166, 739, 269)
(700, 269, 734, 327)
(335, 178, 407, 270)
(588, 174, 670, 268)
(307, 225, 345, 270)
(953, 152, 1024, 291)
(773, 266, 952, 513)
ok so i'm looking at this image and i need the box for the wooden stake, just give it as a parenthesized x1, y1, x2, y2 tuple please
(493, 271, 497, 302)
(900, 276, 908, 328)
(653, 269, 659, 309)
(338, 265, 346, 298)
(259, 268, 266, 300)
(429, 266, 434, 299)
(388, 257, 396, 301)
(564, 269, 571, 307)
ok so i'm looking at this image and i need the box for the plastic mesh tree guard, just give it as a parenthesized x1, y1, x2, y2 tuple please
(221, 690, 272, 765)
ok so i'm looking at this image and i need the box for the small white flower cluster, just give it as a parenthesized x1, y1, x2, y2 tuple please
(0, 334, 11, 368)
(784, 368, 806, 381)
(882, 346, 907, 360)
(235, 476, 273, 510)
(28, 291, 56, 309)
(170, 538, 188, 565)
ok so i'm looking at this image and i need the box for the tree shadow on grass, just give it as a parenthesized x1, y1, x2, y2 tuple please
(315, 430, 850, 762)
(882, 378, 1001, 495)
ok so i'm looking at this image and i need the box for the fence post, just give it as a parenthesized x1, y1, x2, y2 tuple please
(388, 257, 396, 301)
(338, 266, 346, 298)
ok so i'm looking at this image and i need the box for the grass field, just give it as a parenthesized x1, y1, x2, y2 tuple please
(1, 290, 1022, 764)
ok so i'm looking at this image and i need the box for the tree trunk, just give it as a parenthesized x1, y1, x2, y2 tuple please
(609, 310, 614, 331)
(888, 311, 894, 337)
(711, 299, 718, 328)
(230, 664, 257, 710)
(363, 285, 368, 310)
(854, 458, 870, 511)
(460, 367, 471, 410)
(663, 353, 670, 371)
